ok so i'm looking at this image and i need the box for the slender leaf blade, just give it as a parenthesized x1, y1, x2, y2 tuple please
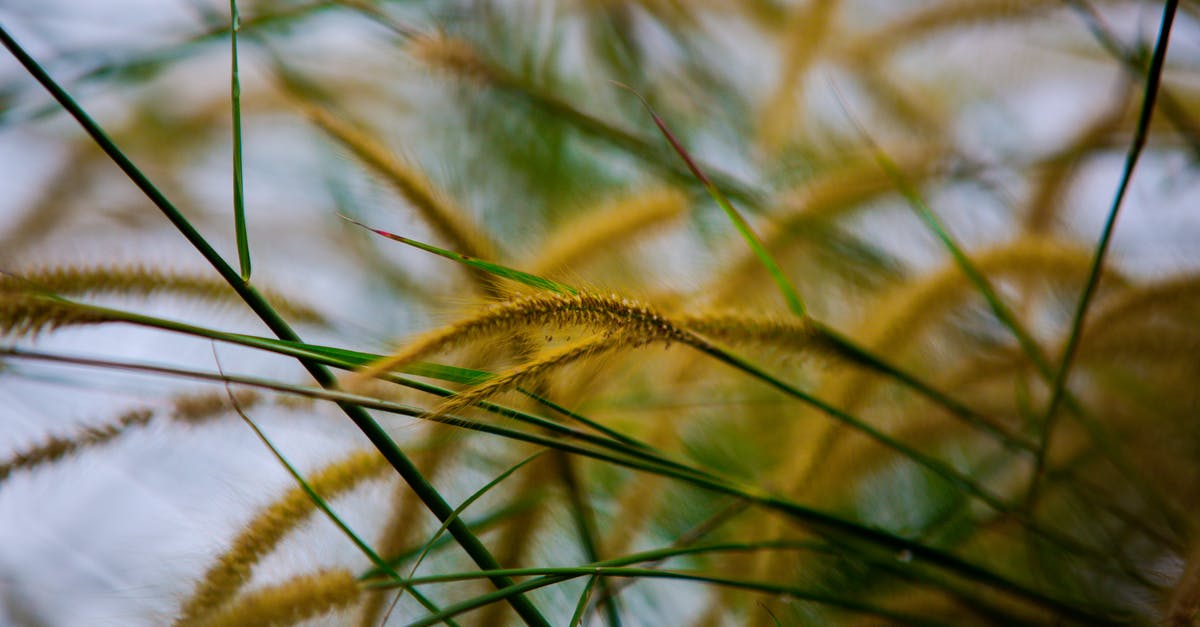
(230, 0, 251, 280)
(339, 214, 578, 295)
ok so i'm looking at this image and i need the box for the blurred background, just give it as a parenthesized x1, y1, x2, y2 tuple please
(1, 1, 1199, 625)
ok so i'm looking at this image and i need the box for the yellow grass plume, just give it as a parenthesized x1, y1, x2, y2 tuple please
(0, 409, 153, 483)
(348, 290, 689, 386)
(528, 187, 689, 277)
(296, 102, 497, 275)
(175, 449, 389, 626)
(1, 265, 323, 324)
(198, 568, 360, 627)
(756, 0, 840, 155)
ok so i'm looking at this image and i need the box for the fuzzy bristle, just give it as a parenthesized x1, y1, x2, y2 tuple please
(175, 449, 389, 626)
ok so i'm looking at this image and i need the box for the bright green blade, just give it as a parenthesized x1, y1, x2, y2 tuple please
(339, 214, 578, 295)
(617, 82, 806, 317)
(392, 452, 544, 609)
(230, 0, 251, 280)
(238, 337, 493, 385)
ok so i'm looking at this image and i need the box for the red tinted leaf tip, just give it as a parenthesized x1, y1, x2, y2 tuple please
(610, 81, 712, 186)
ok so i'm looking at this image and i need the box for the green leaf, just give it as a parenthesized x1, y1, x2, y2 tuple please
(230, 0, 251, 280)
(339, 214, 578, 295)
(616, 82, 807, 317)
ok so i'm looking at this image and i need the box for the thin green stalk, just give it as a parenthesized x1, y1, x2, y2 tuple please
(618, 82, 806, 317)
(554, 452, 623, 627)
(1030, 0, 1179, 504)
(230, 0, 251, 280)
(394, 567, 949, 627)
(387, 452, 544, 613)
(219, 369, 393, 578)
(0, 347, 1111, 619)
(339, 214, 577, 295)
(1064, 0, 1200, 160)
(569, 575, 600, 627)
(0, 29, 549, 627)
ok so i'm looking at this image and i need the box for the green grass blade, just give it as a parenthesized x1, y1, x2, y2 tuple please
(617, 83, 807, 317)
(339, 213, 578, 295)
(555, 452, 624, 627)
(1065, 0, 1200, 160)
(1030, 0, 1179, 503)
(230, 0, 251, 280)
(218, 366, 395, 578)
(0, 30, 550, 627)
(390, 452, 544, 610)
(569, 575, 600, 627)
(218, 367, 460, 624)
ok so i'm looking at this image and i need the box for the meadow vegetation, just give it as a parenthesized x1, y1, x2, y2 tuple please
(1, 1, 1198, 625)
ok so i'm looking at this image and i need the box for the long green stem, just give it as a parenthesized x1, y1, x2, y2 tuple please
(620, 82, 807, 316)
(0, 28, 549, 627)
(398, 567, 946, 627)
(230, 0, 251, 280)
(0, 347, 1120, 620)
(1064, 0, 1200, 159)
(371, 538, 1125, 626)
(1030, 0, 1179, 504)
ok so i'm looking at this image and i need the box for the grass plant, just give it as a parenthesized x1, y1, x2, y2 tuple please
(1, 1, 1198, 625)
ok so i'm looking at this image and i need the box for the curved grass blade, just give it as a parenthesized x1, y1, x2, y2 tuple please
(230, 0, 251, 280)
(338, 213, 578, 295)
(384, 452, 544, 617)
(1031, 0, 1180, 504)
(569, 575, 600, 627)
(216, 357, 457, 623)
(614, 82, 807, 318)
(216, 352, 394, 580)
